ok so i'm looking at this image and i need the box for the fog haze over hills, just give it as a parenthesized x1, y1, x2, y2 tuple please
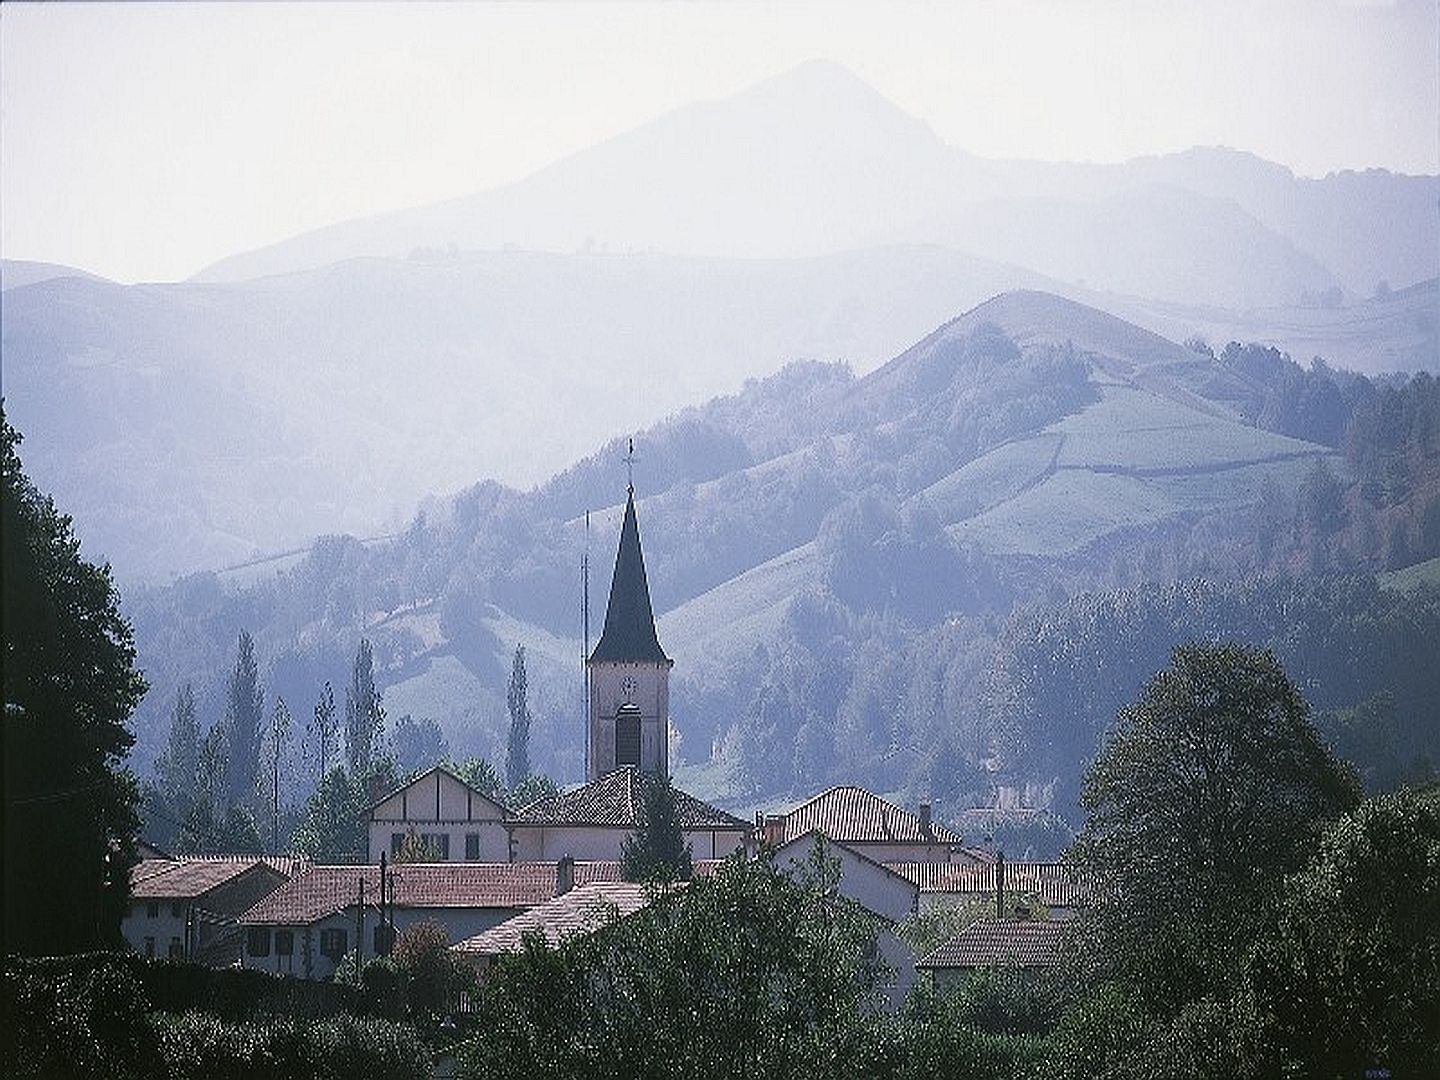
(3, 60, 1436, 589)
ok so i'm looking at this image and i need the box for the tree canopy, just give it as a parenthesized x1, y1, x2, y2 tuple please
(2, 405, 147, 952)
(620, 772, 693, 883)
(1072, 641, 1360, 1006)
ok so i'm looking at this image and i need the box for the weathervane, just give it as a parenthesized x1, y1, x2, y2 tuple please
(624, 437, 638, 494)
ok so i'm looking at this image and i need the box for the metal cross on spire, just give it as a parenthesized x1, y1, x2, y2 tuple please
(624, 437, 638, 494)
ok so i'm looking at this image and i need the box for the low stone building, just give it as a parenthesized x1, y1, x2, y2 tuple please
(915, 917, 1067, 989)
(886, 860, 1089, 919)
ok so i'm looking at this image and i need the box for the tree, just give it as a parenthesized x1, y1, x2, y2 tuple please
(1243, 790, 1440, 1077)
(620, 773, 693, 883)
(152, 684, 200, 839)
(505, 645, 531, 791)
(391, 714, 448, 776)
(3, 406, 147, 953)
(462, 851, 889, 1078)
(1072, 642, 1360, 1006)
(265, 696, 292, 854)
(444, 756, 502, 798)
(392, 919, 460, 1019)
(310, 681, 338, 785)
(291, 766, 367, 862)
(222, 630, 264, 809)
(508, 772, 558, 809)
(345, 640, 384, 773)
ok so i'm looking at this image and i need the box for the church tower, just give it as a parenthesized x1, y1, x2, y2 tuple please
(587, 488, 672, 780)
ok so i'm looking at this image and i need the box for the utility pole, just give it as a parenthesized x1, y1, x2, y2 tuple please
(355, 877, 365, 977)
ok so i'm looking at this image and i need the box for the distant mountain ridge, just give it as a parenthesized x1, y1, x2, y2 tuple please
(192, 60, 1436, 304)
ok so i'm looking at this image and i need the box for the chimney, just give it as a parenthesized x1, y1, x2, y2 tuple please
(918, 802, 932, 838)
(555, 855, 575, 897)
(995, 850, 1006, 918)
(762, 814, 787, 848)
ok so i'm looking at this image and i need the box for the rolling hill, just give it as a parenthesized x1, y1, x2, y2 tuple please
(119, 290, 1348, 798)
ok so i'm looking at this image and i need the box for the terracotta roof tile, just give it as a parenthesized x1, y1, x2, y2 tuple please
(917, 918, 1066, 969)
(130, 856, 301, 899)
(240, 861, 625, 925)
(777, 787, 964, 846)
(885, 861, 1090, 908)
(511, 768, 748, 831)
(452, 881, 661, 956)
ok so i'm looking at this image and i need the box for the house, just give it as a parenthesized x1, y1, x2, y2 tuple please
(915, 917, 1067, 990)
(451, 879, 659, 979)
(508, 766, 750, 861)
(760, 786, 981, 864)
(886, 860, 1089, 920)
(238, 859, 624, 980)
(368, 764, 509, 864)
(123, 855, 301, 964)
(771, 831, 921, 1008)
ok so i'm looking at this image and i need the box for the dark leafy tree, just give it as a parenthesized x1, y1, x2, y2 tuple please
(345, 640, 384, 773)
(2, 406, 146, 953)
(221, 630, 264, 808)
(620, 773, 693, 883)
(291, 766, 368, 862)
(392, 714, 449, 776)
(1243, 790, 1440, 1077)
(507, 772, 558, 809)
(505, 645, 531, 791)
(461, 850, 890, 1079)
(1072, 642, 1360, 1007)
(443, 756, 502, 798)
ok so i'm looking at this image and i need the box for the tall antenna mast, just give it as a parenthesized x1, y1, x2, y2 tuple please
(581, 509, 590, 781)
(624, 437, 638, 494)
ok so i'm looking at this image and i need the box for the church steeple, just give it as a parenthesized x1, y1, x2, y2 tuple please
(586, 484, 672, 781)
(589, 489, 668, 664)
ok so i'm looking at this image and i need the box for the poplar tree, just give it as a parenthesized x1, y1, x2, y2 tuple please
(222, 630, 264, 808)
(345, 639, 384, 773)
(506, 644, 531, 792)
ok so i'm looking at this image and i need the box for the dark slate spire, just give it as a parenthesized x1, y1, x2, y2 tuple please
(590, 489, 669, 664)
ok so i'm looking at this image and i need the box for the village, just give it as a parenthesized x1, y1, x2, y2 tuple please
(122, 487, 1081, 1004)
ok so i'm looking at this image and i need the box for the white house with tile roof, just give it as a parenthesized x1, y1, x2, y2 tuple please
(761, 786, 984, 865)
(367, 764, 510, 864)
(123, 856, 301, 964)
(508, 766, 749, 861)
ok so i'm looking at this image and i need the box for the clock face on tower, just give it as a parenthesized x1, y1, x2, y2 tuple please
(620, 675, 639, 701)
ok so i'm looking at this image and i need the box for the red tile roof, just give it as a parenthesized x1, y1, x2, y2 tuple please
(240, 861, 625, 925)
(885, 861, 1090, 908)
(511, 768, 748, 831)
(452, 881, 662, 956)
(130, 856, 302, 899)
(916, 918, 1066, 969)
(776, 787, 964, 846)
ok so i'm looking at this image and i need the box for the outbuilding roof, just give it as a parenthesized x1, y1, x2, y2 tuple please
(775, 786, 964, 846)
(240, 860, 625, 925)
(130, 856, 304, 899)
(886, 861, 1090, 908)
(916, 918, 1066, 969)
(510, 767, 748, 831)
(452, 880, 661, 957)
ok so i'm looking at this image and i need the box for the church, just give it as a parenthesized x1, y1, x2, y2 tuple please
(368, 483, 750, 864)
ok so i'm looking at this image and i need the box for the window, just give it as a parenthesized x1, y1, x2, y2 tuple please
(616, 705, 641, 768)
(171, 901, 183, 918)
(275, 929, 294, 956)
(391, 832, 405, 855)
(247, 927, 271, 957)
(465, 832, 481, 861)
(143, 937, 155, 958)
(319, 928, 348, 960)
(421, 833, 451, 860)
(146, 901, 159, 919)
(168, 938, 183, 959)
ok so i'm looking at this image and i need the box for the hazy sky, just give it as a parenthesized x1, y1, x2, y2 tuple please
(2, 0, 1435, 283)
